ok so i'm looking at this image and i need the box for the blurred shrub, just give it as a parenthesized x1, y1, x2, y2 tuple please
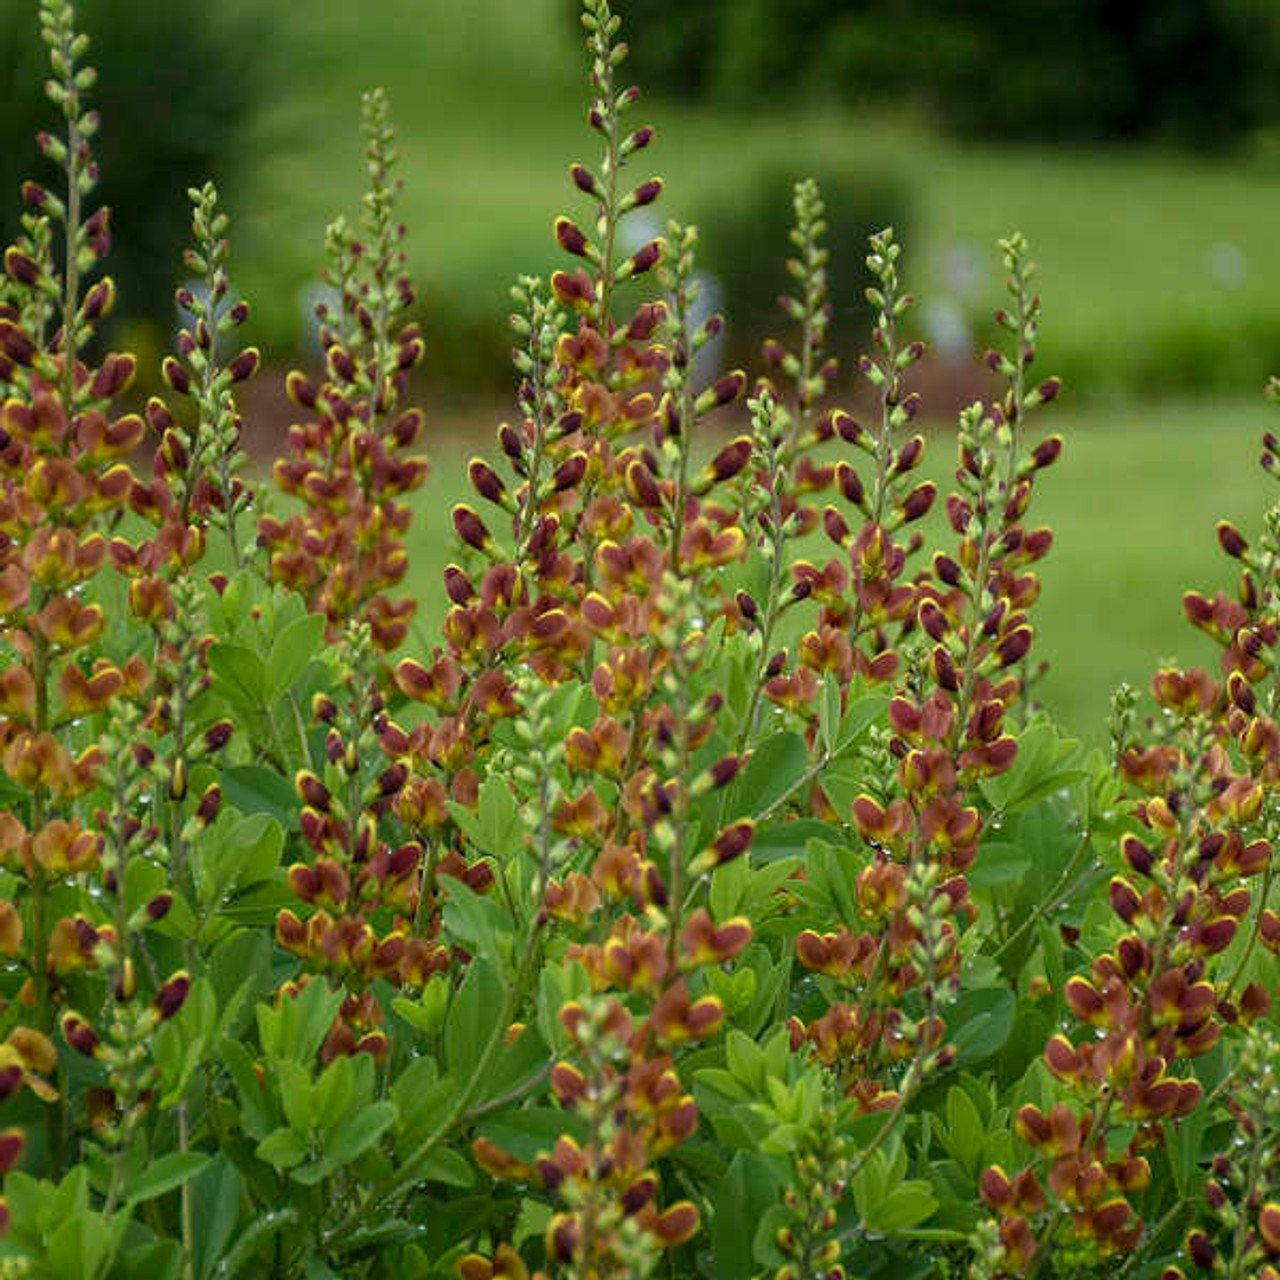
(689, 162, 915, 373)
(0, 0, 268, 335)
(609, 0, 1280, 151)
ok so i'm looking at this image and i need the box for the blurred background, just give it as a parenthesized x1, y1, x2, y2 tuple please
(4, 0, 1280, 741)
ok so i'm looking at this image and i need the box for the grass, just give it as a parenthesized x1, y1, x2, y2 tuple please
(394, 394, 1277, 747)
(232, 1, 1280, 399)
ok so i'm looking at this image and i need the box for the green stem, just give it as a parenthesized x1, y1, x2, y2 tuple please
(990, 827, 1092, 964)
(179, 1105, 195, 1280)
(1115, 1195, 1189, 1280)
(1221, 859, 1274, 1001)
(59, 63, 83, 409)
(754, 749, 831, 826)
(594, 48, 620, 337)
(30, 627, 52, 1032)
(1224, 1128, 1268, 1280)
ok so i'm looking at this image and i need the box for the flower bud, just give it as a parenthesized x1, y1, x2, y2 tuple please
(82, 277, 115, 322)
(452, 504, 492, 551)
(901, 482, 936, 522)
(162, 356, 191, 396)
(1217, 521, 1247, 558)
(552, 451, 588, 492)
(623, 125, 654, 153)
(468, 458, 507, 505)
(228, 347, 260, 382)
(1031, 435, 1062, 469)
(623, 239, 662, 278)
(708, 436, 751, 483)
(555, 217, 593, 259)
(625, 459, 662, 508)
(4, 249, 40, 288)
(569, 163, 598, 195)
(154, 972, 191, 1021)
(61, 1011, 99, 1057)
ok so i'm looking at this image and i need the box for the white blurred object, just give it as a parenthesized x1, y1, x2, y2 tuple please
(1206, 241, 1245, 288)
(941, 240, 983, 300)
(623, 209, 724, 377)
(922, 297, 972, 362)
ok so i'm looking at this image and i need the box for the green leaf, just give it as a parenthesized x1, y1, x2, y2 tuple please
(1171, 1102, 1213, 1198)
(113, 1239, 184, 1280)
(851, 1151, 887, 1222)
(536, 960, 591, 1055)
(191, 1155, 243, 1280)
(761, 1024, 790, 1080)
(514, 1198, 553, 1250)
(124, 857, 195, 939)
(312, 1056, 355, 1131)
(752, 818, 842, 863)
(447, 777, 524, 861)
(709, 856, 749, 919)
(944, 987, 1016, 1068)
(220, 1038, 274, 1140)
(218, 880, 294, 926)
(480, 776, 525, 860)
(478, 1022, 551, 1106)
(725, 1029, 765, 1091)
(942, 1085, 984, 1176)
(752, 1203, 793, 1269)
(255, 1127, 307, 1173)
(221, 765, 299, 829)
(704, 964, 756, 1018)
(209, 930, 270, 1030)
(229, 813, 285, 888)
(125, 1152, 211, 1205)
(2, 1171, 50, 1241)
(813, 763, 865, 817)
(211, 1210, 297, 1279)
(45, 1209, 127, 1280)
(1038, 918, 1066, 999)
(207, 642, 267, 708)
(968, 840, 1031, 890)
(394, 1074, 457, 1147)
(442, 880, 507, 964)
(693, 1067, 750, 1102)
(712, 1153, 784, 1280)
(445, 957, 504, 1079)
(155, 978, 218, 1105)
(414, 1147, 475, 1189)
(979, 720, 1089, 815)
(835, 689, 891, 755)
(733, 731, 809, 819)
(262, 973, 343, 1065)
(741, 857, 803, 916)
(391, 972, 449, 1037)
(476, 1107, 589, 1164)
(743, 953, 790, 1038)
(267, 613, 326, 700)
(818, 672, 841, 756)
(305, 1101, 394, 1180)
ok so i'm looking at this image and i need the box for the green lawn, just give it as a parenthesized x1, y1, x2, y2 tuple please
(945, 397, 1276, 740)
(396, 395, 1278, 746)
(233, 1, 1280, 398)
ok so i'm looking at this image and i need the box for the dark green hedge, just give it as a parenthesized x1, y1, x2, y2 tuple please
(607, 0, 1280, 150)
